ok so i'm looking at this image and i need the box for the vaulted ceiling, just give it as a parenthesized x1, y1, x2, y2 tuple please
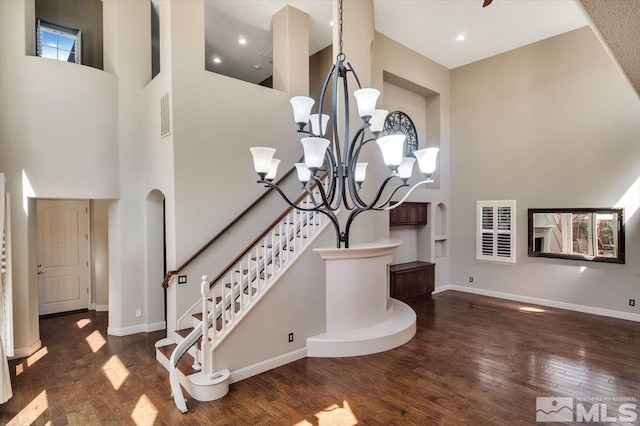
(579, 0, 640, 96)
(203, 0, 640, 97)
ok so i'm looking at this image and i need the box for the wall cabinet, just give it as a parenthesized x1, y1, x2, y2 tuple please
(389, 261, 434, 301)
(389, 202, 428, 226)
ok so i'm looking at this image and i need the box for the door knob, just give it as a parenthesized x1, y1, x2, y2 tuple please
(38, 270, 46, 275)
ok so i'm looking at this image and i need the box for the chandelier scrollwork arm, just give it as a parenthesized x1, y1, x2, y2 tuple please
(249, 0, 439, 248)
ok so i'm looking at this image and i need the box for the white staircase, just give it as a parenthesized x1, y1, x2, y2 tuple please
(155, 180, 330, 412)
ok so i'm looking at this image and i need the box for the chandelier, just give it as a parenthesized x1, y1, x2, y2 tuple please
(250, 0, 438, 248)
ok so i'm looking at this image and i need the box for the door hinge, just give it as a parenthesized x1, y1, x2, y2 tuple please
(85, 234, 88, 240)
(87, 288, 89, 294)
(86, 207, 88, 213)
(86, 261, 89, 267)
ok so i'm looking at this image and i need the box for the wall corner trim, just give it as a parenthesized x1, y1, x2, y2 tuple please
(230, 347, 307, 384)
(10, 339, 43, 360)
(436, 285, 640, 323)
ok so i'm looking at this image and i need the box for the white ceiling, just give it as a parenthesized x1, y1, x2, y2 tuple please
(375, 0, 589, 69)
(204, 0, 589, 83)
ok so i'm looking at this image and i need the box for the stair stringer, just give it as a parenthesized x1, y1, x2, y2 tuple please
(208, 218, 334, 375)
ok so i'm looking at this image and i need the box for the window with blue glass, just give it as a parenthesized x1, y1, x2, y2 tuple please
(36, 20, 82, 64)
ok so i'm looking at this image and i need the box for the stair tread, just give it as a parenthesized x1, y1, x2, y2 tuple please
(224, 283, 258, 295)
(157, 343, 199, 376)
(193, 301, 241, 321)
(176, 327, 194, 338)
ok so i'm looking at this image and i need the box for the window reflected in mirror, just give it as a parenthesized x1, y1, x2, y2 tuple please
(528, 208, 624, 264)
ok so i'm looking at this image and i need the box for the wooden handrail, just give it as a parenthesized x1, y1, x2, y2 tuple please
(161, 163, 299, 288)
(208, 171, 327, 287)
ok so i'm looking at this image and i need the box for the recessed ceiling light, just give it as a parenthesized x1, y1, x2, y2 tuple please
(456, 34, 465, 41)
(213, 57, 221, 64)
(254, 65, 261, 70)
(238, 37, 247, 45)
(329, 20, 333, 27)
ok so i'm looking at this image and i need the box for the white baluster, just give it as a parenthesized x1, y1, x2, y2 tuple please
(262, 237, 267, 292)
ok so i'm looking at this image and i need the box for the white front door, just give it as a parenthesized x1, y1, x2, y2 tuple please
(37, 200, 89, 315)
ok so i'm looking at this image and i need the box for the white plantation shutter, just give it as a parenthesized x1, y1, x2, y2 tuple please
(476, 200, 516, 264)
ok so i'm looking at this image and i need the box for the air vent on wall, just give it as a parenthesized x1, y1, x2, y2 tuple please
(161, 92, 171, 138)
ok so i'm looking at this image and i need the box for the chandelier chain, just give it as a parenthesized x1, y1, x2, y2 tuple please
(338, 0, 345, 61)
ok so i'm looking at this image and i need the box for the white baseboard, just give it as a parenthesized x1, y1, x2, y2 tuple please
(95, 304, 109, 312)
(230, 347, 307, 384)
(90, 303, 96, 310)
(146, 321, 166, 332)
(10, 339, 42, 360)
(436, 285, 640, 323)
(107, 320, 166, 336)
(108, 324, 146, 336)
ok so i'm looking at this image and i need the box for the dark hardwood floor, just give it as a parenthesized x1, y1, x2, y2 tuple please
(1, 291, 639, 425)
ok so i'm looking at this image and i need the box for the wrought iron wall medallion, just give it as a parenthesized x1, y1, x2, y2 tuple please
(382, 111, 419, 157)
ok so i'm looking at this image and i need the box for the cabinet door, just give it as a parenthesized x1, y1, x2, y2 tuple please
(417, 204, 428, 224)
(413, 268, 429, 296)
(407, 205, 418, 224)
(391, 271, 412, 299)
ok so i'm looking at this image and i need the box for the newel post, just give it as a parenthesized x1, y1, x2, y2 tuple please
(200, 275, 211, 375)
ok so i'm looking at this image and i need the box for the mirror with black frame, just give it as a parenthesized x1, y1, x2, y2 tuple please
(528, 208, 625, 264)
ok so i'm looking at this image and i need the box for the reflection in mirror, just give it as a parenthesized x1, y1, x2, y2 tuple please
(204, 1, 332, 88)
(528, 208, 625, 264)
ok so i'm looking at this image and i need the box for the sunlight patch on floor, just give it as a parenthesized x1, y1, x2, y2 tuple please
(27, 346, 48, 367)
(294, 400, 358, 426)
(85, 330, 107, 353)
(76, 319, 91, 328)
(130, 394, 158, 426)
(102, 355, 129, 390)
(6, 390, 48, 426)
(518, 306, 545, 313)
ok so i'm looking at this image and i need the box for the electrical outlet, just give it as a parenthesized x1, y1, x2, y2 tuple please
(469, 277, 474, 283)
(178, 275, 187, 284)
(136, 308, 142, 318)
(288, 332, 294, 343)
(630, 299, 636, 307)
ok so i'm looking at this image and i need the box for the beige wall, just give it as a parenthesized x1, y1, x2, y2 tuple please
(372, 32, 451, 286)
(90, 200, 109, 309)
(450, 27, 640, 314)
(0, 0, 119, 356)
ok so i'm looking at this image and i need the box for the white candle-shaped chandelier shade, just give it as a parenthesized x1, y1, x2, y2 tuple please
(265, 158, 280, 180)
(370, 109, 388, 133)
(250, 147, 276, 174)
(376, 134, 405, 167)
(290, 96, 315, 124)
(301, 137, 330, 169)
(355, 162, 368, 183)
(353, 88, 380, 118)
(309, 113, 330, 136)
(398, 157, 416, 179)
(414, 147, 439, 175)
(295, 163, 311, 183)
